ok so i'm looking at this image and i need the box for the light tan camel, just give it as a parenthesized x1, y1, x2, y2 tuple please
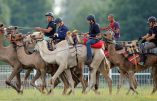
(17, 36, 73, 95)
(24, 34, 88, 95)
(66, 31, 112, 94)
(27, 32, 110, 95)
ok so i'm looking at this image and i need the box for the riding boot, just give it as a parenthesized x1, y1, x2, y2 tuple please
(86, 58, 92, 66)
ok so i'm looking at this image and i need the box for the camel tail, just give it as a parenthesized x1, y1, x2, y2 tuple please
(103, 57, 111, 74)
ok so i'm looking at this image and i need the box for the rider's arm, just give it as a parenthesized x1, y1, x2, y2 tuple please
(142, 34, 149, 39)
(40, 27, 53, 33)
(100, 26, 110, 30)
(146, 34, 156, 41)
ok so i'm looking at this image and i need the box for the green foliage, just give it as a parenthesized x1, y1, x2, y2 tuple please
(108, 0, 157, 40)
(0, 0, 157, 40)
(0, 0, 11, 25)
(0, 0, 53, 28)
(59, 0, 157, 40)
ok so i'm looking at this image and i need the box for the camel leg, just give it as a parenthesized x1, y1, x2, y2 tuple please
(65, 69, 75, 95)
(93, 71, 100, 95)
(15, 72, 23, 94)
(126, 71, 138, 95)
(117, 71, 125, 94)
(21, 69, 32, 91)
(85, 67, 98, 94)
(95, 71, 100, 91)
(49, 65, 66, 95)
(67, 70, 82, 95)
(99, 65, 112, 95)
(60, 72, 69, 95)
(40, 69, 47, 94)
(53, 78, 61, 88)
(77, 63, 88, 94)
(5, 67, 22, 93)
(151, 66, 157, 95)
(126, 73, 138, 95)
(30, 69, 42, 92)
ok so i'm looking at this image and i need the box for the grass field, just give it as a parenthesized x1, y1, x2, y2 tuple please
(0, 87, 157, 101)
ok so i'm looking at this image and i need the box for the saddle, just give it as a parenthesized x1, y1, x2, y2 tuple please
(83, 38, 104, 48)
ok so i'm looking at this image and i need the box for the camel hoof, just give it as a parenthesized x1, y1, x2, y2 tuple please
(47, 89, 52, 95)
(94, 90, 101, 95)
(18, 90, 23, 95)
(5, 81, 11, 86)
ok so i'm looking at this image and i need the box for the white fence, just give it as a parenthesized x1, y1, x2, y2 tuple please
(0, 65, 153, 88)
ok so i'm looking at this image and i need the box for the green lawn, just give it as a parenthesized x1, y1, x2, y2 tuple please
(0, 87, 157, 101)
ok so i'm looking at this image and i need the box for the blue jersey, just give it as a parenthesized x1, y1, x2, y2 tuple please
(57, 24, 69, 40)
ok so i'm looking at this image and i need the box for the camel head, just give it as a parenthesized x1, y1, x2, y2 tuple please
(6, 26, 18, 35)
(66, 31, 74, 44)
(11, 34, 25, 47)
(23, 32, 44, 49)
(30, 32, 44, 40)
(66, 30, 82, 45)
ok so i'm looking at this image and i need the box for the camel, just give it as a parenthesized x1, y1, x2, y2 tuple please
(65, 31, 112, 94)
(103, 30, 157, 94)
(11, 34, 49, 93)
(0, 26, 28, 93)
(24, 34, 88, 95)
(26, 32, 111, 95)
(0, 26, 69, 94)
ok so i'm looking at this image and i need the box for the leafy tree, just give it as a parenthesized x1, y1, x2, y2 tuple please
(0, 0, 11, 25)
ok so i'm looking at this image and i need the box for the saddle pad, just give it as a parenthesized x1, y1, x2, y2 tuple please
(83, 38, 105, 48)
(128, 54, 139, 65)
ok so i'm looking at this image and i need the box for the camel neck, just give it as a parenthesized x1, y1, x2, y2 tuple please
(16, 46, 35, 65)
(108, 44, 117, 56)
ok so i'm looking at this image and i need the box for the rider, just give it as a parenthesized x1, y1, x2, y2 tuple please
(35, 12, 56, 49)
(86, 14, 101, 64)
(139, 16, 157, 65)
(54, 17, 69, 42)
(35, 12, 56, 40)
(100, 14, 120, 41)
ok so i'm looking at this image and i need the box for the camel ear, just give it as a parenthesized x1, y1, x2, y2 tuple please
(72, 30, 78, 35)
(66, 31, 71, 36)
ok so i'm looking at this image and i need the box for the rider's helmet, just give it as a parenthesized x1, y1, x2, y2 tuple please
(54, 18, 62, 24)
(45, 12, 54, 18)
(86, 14, 95, 21)
(148, 16, 156, 23)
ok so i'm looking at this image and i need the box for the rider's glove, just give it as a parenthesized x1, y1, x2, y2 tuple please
(54, 33, 58, 38)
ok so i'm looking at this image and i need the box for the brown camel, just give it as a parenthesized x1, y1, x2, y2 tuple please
(103, 30, 157, 94)
(0, 26, 28, 93)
